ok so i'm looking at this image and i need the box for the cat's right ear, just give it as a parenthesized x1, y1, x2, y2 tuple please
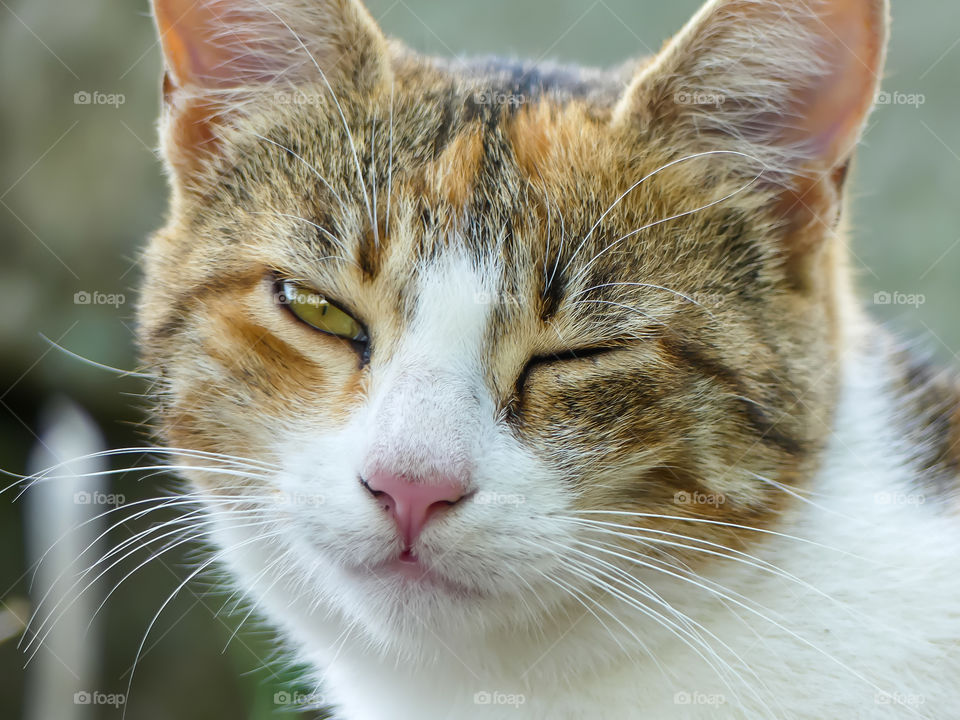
(612, 0, 887, 287)
(151, 0, 391, 179)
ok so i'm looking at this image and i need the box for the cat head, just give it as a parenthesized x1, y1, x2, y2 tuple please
(139, 0, 887, 655)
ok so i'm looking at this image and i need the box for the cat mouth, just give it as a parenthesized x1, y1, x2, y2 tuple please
(358, 552, 477, 597)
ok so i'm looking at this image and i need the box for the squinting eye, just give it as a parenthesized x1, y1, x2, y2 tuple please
(278, 280, 368, 344)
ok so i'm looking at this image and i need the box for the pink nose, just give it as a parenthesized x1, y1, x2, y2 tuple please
(362, 471, 468, 553)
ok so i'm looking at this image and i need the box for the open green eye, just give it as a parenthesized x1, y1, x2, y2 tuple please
(278, 280, 368, 344)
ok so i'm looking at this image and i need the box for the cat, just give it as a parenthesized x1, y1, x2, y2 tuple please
(137, 0, 960, 718)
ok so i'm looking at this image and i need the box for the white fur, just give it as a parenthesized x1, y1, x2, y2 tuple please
(206, 260, 960, 719)
(208, 290, 960, 720)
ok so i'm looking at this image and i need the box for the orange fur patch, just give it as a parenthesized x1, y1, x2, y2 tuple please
(425, 125, 484, 208)
(507, 102, 603, 181)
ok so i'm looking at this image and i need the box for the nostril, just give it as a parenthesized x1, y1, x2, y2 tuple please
(423, 497, 459, 524)
(360, 477, 396, 514)
(429, 493, 469, 512)
(360, 477, 381, 497)
(361, 472, 470, 549)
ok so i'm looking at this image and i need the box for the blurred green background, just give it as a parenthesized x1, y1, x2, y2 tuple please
(1, 0, 957, 718)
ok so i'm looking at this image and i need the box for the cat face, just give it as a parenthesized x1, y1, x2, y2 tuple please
(140, 0, 886, 651)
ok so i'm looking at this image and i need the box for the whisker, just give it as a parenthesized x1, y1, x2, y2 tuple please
(568, 282, 715, 319)
(563, 510, 873, 563)
(385, 83, 395, 240)
(12, 464, 268, 502)
(221, 550, 290, 653)
(249, 211, 359, 267)
(249, 1, 375, 234)
(369, 114, 379, 248)
(520, 559, 639, 666)
(567, 156, 766, 291)
(746, 471, 870, 524)
(24, 509, 273, 660)
(569, 299, 664, 326)
(93, 515, 278, 635)
(570, 536, 908, 709)
(120, 528, 285, 719)
(529, 537, 768, 713)
(249, 132, 346, 208)
(28, 487, 257, 592)
(39, 333, 154, 379)
(558, 516, 833, 598)
(3, 445, 275, 487)
(560, 150, 765, 281)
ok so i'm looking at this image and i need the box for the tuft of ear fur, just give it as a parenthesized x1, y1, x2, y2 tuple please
(613, 0, 888, 284)
(614, 0, 888, 177)
(151, 0, 390, 179)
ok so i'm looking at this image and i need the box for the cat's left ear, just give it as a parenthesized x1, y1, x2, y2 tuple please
(151, 0, 391, 178)
(613, 0, 888, 279)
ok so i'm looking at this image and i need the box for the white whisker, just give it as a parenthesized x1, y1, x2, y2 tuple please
(121, 528, 284, 719)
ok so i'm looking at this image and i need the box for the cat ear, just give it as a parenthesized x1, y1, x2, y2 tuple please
(151, 0, 391, 177)
(613, 0, 888, 279)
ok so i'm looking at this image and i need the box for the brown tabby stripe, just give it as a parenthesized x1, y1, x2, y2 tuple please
(149, 268, 265, 341)
(888, 345, 960, 502)
(659, 335, 808, 458)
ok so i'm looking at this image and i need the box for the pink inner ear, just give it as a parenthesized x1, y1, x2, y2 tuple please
(772, 1, 884, 169)
(155, 0, 285, 89)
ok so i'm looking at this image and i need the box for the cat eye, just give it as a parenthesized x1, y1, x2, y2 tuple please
(529, 345, 621, 366)
(514, 344, 623, 398)
(277, 280, 368, 345)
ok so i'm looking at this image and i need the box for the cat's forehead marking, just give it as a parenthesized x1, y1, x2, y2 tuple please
(505, 100, 604, 180)
(423, 125, 486, 211)
(406, 248, 495, 366)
